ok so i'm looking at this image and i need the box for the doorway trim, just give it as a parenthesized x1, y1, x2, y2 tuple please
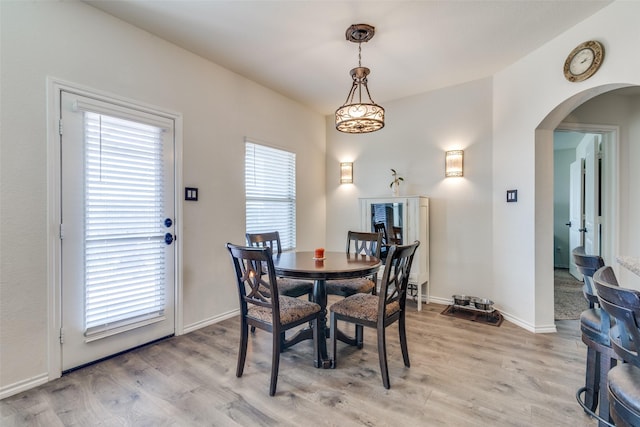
(535, 84, 629, 331)
(46, 77, 184, 380)
(555, 122, 620, 270)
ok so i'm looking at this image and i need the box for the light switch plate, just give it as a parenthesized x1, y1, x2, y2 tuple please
(185, 187, 198, 201)
(506, 189, 517, 203)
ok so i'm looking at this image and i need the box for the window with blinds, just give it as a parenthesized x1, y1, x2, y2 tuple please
(84, 112, 166, 336)
(245, 142, 296, 251)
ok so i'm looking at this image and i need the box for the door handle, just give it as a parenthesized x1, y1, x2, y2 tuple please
(578, 228, 587, 233)
(565, 222, 571, 227)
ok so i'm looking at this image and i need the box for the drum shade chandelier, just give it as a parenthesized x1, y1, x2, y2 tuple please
(335, 24, 385, 134)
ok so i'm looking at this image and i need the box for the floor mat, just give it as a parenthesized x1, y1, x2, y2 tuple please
(440, 305, 503, 327)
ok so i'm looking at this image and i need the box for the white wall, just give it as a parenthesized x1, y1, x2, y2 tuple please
(325, 78, 494, 304)
(0, 1, 325, 396)
(493, 0, 640, 331)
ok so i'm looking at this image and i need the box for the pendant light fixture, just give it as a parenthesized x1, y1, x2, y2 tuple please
(335, 24, 385, 134)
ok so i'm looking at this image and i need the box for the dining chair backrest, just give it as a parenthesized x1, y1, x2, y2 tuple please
(378, 241, 420, 323)
(593, 266, 640, 367)
(246, 231, 283, 255)
(373, 222, 388, 245)
(346, 231, 382, 257)
(226, 243, 281, 325)
(572, 246, 605, 308)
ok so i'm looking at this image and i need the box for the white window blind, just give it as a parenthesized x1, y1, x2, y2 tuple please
(245, 142, 296, 250)
(84, 112, 166, 335)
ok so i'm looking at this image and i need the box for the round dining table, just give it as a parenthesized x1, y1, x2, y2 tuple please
(273, 251, 381, 368)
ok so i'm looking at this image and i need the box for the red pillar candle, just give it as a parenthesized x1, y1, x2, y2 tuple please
(314, 248, 325, 259)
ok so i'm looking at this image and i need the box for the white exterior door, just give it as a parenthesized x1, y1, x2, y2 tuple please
(60, 91, 176, 371)
(568, 158, 584, 280)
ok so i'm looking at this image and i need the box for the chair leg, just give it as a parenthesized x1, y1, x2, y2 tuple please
(237, 318, 249, 378)
(312, 317, 319, 368)
(270, 327, 281, 396)
(399, 313, 410, 368)
(378, 326, 390, 389)
(584, 346, 601, 413)
(330, 312, 337, 368)
(356, 325, 364, 349)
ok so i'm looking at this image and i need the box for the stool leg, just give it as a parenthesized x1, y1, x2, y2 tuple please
(584, 346, 600, 413)
(597, 356, 617, 427)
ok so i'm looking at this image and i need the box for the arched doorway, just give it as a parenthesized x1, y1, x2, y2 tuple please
(536, 83, 635, 328)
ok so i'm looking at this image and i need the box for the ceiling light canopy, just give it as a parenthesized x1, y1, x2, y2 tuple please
(335, 24, 385, 134)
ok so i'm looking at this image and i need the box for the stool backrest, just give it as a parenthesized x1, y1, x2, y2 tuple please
(572, 246, 605, 307)
(593, 266, 640, 368)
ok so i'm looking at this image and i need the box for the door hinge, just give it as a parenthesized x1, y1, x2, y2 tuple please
(58, 119, 63, 136)
(59, 327, 64, 344)
(59, 223, 64, 240)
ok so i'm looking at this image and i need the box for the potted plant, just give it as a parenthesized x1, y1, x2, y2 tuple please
(390, 169, 404, 196)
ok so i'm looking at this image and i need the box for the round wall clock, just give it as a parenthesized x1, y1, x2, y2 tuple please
(563, 40, 605, 82)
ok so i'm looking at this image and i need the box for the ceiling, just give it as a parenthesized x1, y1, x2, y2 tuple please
(85, 0, 613, 115)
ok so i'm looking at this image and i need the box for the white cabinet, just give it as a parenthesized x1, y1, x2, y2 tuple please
(360, 196, 429, 310)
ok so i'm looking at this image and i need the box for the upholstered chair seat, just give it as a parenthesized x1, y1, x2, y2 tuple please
(330, 293, 399, 323)
(258, 278, 314, 299)
(580, 308, 611, 345)
(248, 295, 320, 325)
(325, 277, 375, 296)
(608, 363, 640, 420)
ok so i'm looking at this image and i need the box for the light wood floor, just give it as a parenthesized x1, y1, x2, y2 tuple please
(1, 301, 597, 426)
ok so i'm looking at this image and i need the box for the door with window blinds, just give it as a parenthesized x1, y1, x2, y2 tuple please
(60, 91, 176, 371)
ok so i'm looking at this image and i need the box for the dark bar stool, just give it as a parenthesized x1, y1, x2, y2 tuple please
(572, 247, 619, 426)
(593, 266, 640, 427)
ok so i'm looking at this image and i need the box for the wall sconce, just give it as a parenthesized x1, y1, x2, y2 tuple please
(340, 162, 354, 184)
(445, 150, 464, 177)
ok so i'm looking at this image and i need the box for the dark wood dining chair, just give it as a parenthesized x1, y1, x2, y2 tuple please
(593, 266, 640, 427)
(329, 240, 420, 389)
(391, 226, 403, 245)
(572, 246, 618, 423)
(226, 243, 321, 396)
(246, 231, 314, 299)
(325, 230, 383, 297)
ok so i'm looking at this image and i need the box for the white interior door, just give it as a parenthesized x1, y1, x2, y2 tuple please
(584, 136, 601, 256)
(60, 90, 176, 371)
(568, 158, 584, 280)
